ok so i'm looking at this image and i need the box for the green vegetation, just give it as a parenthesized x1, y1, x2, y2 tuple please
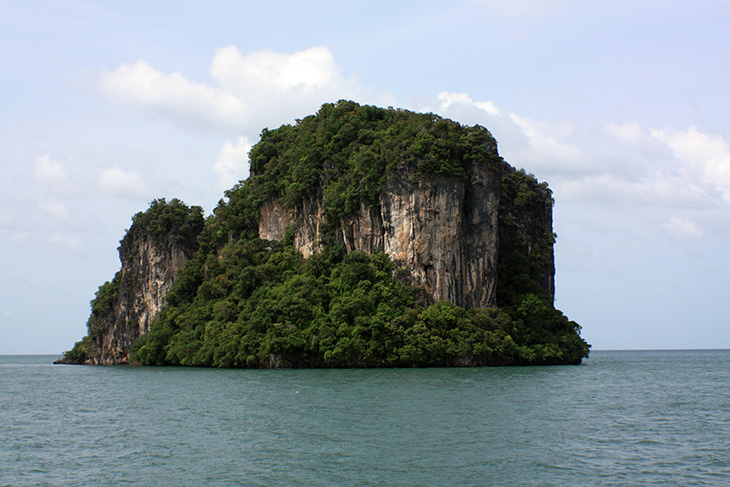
(497, 167, 557, 308)
(60, 274, 120, 364)
(211, 100, 502, 245)
(120, 197, 205, 251)
(60, 199, 205, 363)
(131, 241, 588, 367)
(61, 335, 92, 364)
(62, 101, 590, 367)
(248, 100, 499, 205)
(129, 100, 588, 366)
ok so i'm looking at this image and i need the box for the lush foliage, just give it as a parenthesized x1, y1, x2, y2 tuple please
(248, 100, 499, 204)
(497, 167, 557, 307)
(120, 197, 205, 250)
(63, 101, 590, 367)
(61, 335, 92, 364)
(131, 241, 588, 367)
(60, 274, 120, 363)
(211, 100, 502, 244)
(61, 199, 204, 363)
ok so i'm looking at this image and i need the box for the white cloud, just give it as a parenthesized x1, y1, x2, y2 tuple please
(436, 91, 501, 116)
(661, 216, 704, 240)
(100, 45, 391, 138)
(98, 166, 148, 198)
(423, 91, 730, 242)
(49, 233, 84, 252)
(429, 92, 730, 210)
(100, 60, 244, 133)
(34, 154, 68, 183)
(38, 198, 70, 222)
(507, 112, 582, 172)
(604, 121, 675, 165)
(605, 121, 648, 146)
(427, 91, 584, 175)
(100, 45, 395, 197)
(33, 154, 82, 196)
(210, 45, 339, 96)
(213, 137, 252, 192)
(600, 123, 730, 211)
(554, 173, 710, 210)
(651, 127, 730, 202)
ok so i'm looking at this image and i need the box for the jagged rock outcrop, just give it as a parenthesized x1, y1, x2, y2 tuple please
(259, 162, 503, 309)
(86, 236, 194, 364)
(59, 102, 574, 367)
(56, 198, 204, 365)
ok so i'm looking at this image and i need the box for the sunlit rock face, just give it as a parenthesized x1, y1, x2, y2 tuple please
(257, 156, 541, 310)
(84, 162, 554, 365)
(62, 100, 563, 367)
(86, 236, 195, 365)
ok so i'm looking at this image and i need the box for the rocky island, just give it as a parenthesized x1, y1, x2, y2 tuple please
(58, 100, 590, 367)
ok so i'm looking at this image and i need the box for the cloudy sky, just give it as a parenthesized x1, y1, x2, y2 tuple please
(2, 0, 729, 354)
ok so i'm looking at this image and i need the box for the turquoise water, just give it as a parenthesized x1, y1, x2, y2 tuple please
(2, 351, 730, 486)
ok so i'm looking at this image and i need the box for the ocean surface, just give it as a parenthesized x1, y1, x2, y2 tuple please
(2, 350, 729, 486)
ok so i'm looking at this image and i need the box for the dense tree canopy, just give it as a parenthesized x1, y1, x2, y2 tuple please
(63, 101, 590, 367)
(131, 241, 588, 367)
(120, 197, 205, 250)
(210, 100, 503, 245)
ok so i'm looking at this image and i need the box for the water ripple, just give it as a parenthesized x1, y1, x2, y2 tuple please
(2, 352, 730, 486)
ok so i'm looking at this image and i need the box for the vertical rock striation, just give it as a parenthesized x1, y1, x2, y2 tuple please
(58, 199, 204, 365)
(256, 159, 547, 310)
(86, 236, 194, 364)
(59, 103, 566, 366)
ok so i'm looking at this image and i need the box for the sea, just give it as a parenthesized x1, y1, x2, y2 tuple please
(2, 350, 729, 486)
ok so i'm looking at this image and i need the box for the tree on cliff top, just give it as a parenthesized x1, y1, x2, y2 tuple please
(210, 100, 503, 244)
(120, 198, 205, 251)
(61, 101, 590, 367)
(59, 198, 205, 364)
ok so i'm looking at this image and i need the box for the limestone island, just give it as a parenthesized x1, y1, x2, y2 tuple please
(57, 101, 590, 367)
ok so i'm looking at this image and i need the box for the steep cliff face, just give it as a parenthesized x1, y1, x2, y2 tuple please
(60, 102, 586, 368)
(258, 162, 502, 309)
(85, 236, 194, 364)
(58, 198, 204, 365)
(496, 168, 556, 306)
(248, 100, 557, 310)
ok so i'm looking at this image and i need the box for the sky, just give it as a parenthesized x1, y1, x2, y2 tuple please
(2, 0, 729, 354)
